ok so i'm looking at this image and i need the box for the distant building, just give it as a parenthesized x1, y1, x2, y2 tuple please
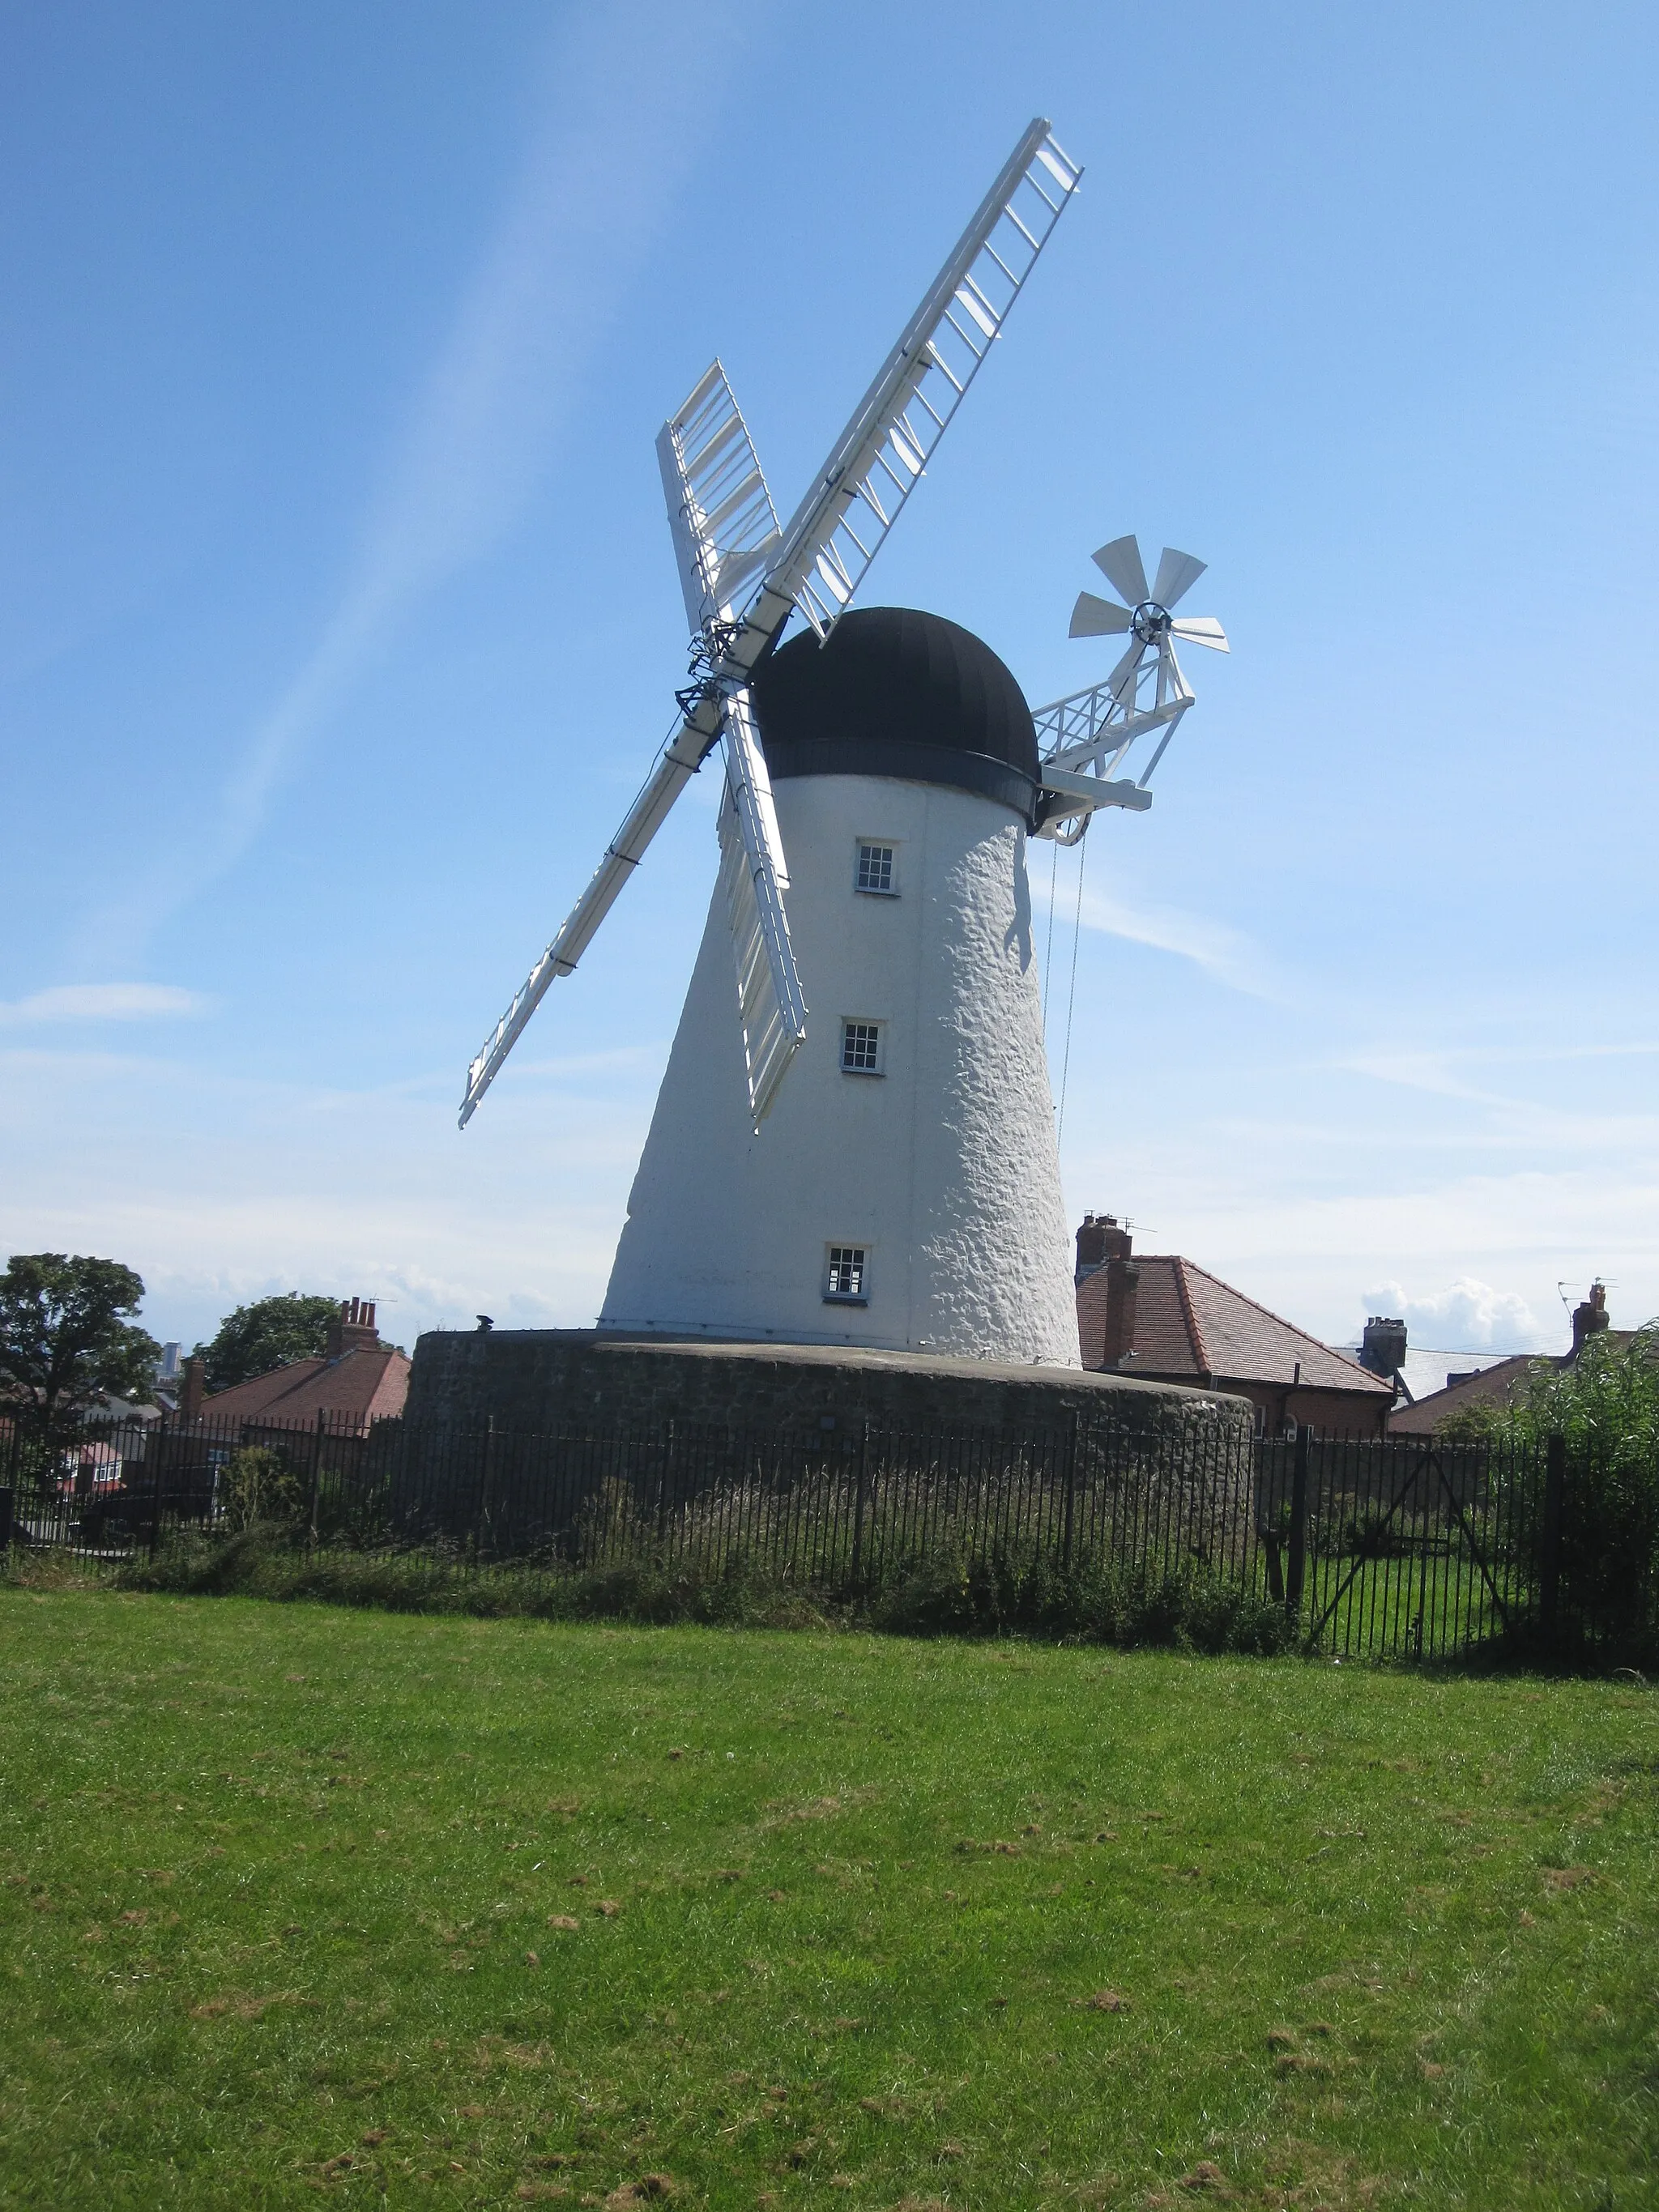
(1389, 1281, 1624, 1434)
(1073, 1215, 1393, 1436)
(190, 1298, 409, 1436)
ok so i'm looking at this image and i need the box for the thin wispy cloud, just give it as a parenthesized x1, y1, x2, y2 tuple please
(1072, 881, 1281, 999)
(0, 983, 207, 1025)
(87, 0, 746, 955)
(1345, 1044, 1659, 1150)
(1344, 1047, 1515, 1102)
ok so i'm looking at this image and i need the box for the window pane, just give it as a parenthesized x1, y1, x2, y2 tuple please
(855, 843, 894, 893)
(826, 1245, 866, 1298)
(841, 1021, 880, 1072)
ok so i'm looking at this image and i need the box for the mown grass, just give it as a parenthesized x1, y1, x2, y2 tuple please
(1, 1592, 1654, 2210)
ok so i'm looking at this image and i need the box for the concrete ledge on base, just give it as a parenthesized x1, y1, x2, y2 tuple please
(406, 1328, 1251, 1441)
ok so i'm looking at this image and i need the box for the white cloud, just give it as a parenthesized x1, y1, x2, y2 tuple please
(0, 983, 207, 1025)
(1358, 1275, 1543, 1353)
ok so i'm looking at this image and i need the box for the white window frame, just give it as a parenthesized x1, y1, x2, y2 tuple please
(839, 1018, 884, 1076)
(853, 839, 900, 897)
(823, 1243, 869, 1304)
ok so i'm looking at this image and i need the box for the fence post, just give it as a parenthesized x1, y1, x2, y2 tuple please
(1286, 1421, 1310, 1622)
(1539, 1432, 1566, 1649)
(476, 1415, 497, 1561)
(1061, 1411, 1078, 1572)
(656, 1420, 675, 1544)
(307, 1408, 326, 1544)
(0, 1482, 11, 1554)
(148, 1413, 167, 1560)
(850, 1421, 870, 1596)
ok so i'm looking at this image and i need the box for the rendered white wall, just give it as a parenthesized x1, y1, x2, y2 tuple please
(600, 772, 1080, 1366)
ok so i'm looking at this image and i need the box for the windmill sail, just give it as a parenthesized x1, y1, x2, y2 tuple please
(717, 689, 809, 1124)
(765, 121, 1081, 641)
(657, 362, 782, 639)
(458, 719, 712, 1127)
(657, 366, 808, 1124)
(718, 685, 807, 1123)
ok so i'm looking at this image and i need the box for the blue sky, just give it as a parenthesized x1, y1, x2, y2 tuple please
(5, 0, 1657, 1362)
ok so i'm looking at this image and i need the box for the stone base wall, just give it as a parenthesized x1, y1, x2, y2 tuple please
(405, 1328, 1247, 1443)
(401, 1332, 1258, 1574)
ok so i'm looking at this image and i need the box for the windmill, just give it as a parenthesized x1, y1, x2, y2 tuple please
(1027, 535, 1230, 844)
(455, 119, 1228, 1367)
(458, 118, 1085, 1135)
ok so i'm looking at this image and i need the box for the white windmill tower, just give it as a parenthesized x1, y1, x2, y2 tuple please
(459, 121, 1225, 1368)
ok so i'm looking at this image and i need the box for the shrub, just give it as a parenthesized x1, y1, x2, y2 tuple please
(116, 1520, 1294, 1655)
(868, 1541, 1297, 1656)
(219, 1446, 307, 1532)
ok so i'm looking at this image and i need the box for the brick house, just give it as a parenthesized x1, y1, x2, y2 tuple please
(185, 1298, 410, 1437)
(1073, 1215, 1393, 1436)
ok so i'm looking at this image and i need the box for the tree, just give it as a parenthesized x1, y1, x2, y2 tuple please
(1441, 1323, 1659, 1458)
(1446, 1323, 1659, 1660)
(197, 1293, 339, 1392)
(0, 1253, 161, 1440)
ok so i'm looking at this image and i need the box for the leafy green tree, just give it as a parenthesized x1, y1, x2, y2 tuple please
(1448, 1323, 1659, 1659)
(197, 1293, 339, 1392)
(0, 1253, 161, 1440)
(1442, 1323, 1659, 1457)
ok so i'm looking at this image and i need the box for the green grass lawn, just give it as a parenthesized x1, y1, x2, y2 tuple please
(1, 1592, 1654, 2210)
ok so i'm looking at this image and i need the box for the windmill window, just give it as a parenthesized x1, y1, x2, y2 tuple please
(841, 1021, 882, 1075)
(824, 1246, 868, 1303)
(855, 842, 897, 895)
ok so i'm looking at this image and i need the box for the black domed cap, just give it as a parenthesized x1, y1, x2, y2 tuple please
(752, 607, 1039, 823)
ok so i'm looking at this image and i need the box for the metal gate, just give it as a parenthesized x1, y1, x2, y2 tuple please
(1254, 1429, 1548, 1660)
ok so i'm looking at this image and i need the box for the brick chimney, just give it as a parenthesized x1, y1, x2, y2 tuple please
(1571, 1280, 1609, 1359)
(1359, 1316, 1407, 1379)
(180, 1356, 206, 1425)
(1100, 1257, 1141, 1368)
(1076, 1212, 1133, 1285)
(326, 1297, 380, 1360)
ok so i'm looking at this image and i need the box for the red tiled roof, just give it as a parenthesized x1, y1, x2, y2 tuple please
(1079, 1255, 1392, 1396)
(202, 1346, 409, 1430)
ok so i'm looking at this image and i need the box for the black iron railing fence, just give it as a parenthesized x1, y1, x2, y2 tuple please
(2, 1404, 1650, 1664)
